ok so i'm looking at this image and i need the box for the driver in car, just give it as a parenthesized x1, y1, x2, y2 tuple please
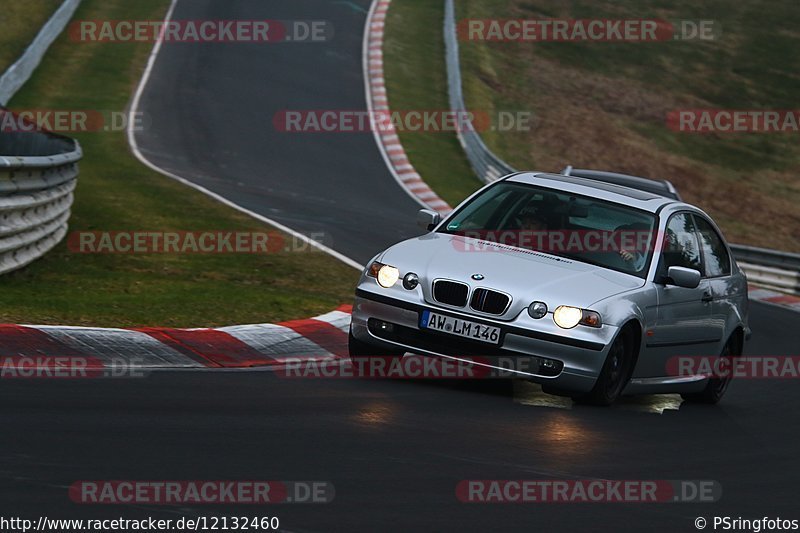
(616, 223, 650, 272)
(519, 209, 647, 271)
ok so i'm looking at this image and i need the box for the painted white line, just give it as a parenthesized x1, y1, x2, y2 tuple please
(127, 0, 363, 271)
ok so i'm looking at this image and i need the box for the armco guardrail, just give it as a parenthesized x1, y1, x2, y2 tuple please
(444, 0, 513, 184)
(0, 0, 82, 106)
(0, 0, 83, 274)
(730, 245, 800, 294)
(0, 109, 81, 275)
(443, 0, 800, 295)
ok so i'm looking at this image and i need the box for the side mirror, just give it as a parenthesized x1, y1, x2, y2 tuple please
(417, 209, 440, 231)
(666, 266, 701, 289)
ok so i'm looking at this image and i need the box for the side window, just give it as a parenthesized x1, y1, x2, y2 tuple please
(693, 215, 731, 277)
(660, 213, 702, 275)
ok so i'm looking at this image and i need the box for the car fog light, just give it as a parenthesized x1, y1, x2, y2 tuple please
(376, 320, 394, 332)
(403, 272, 419, 290)
(528, 301, 547, 319)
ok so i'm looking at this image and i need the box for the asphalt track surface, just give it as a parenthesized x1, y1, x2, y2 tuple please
(2, 1, 799, 531)
(131, 0, 422, 264)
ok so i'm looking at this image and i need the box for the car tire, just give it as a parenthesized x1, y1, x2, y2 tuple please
(572, 328, 635, 406)
(681, 335, 739, 404)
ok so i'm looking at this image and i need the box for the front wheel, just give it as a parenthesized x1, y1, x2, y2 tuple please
(573, 328, 635, 406)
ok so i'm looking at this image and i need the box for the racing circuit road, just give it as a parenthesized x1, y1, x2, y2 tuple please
(2, 1, 799, 531)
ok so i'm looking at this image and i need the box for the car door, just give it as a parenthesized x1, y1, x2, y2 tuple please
(642, 212, 718, 377)
(692, 214, 734, 351)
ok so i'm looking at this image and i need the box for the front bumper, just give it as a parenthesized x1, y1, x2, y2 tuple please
(352, 286, 619, 393)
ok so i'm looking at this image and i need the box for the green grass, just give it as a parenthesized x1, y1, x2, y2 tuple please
(0, 0, 62, 75)
(0, 0, 359, 327)
(384, 0, 800, 252)
(382, 0, 483, 206)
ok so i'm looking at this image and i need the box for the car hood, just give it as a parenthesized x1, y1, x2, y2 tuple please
(381, 233, 643, 318)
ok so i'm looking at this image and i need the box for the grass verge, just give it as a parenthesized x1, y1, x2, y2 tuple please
(382, 0, 483, 205)
(384, 0, 800, 252)
(0, 0, 360, 327)
(0, 0, 62, 75)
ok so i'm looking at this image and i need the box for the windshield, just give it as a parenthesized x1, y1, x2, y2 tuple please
(439, 182, 658, 278)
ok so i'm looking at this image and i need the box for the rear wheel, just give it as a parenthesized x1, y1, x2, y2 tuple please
(681, 335, 739, 404)
(573, 328, 635, 406)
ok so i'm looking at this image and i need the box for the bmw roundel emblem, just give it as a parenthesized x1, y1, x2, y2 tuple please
(471, 274, 485, 281)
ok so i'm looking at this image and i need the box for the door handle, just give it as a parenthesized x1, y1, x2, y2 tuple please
(701, 292, 713, 303)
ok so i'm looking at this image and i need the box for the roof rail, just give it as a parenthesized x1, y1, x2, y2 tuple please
(560, 167, 682, 200)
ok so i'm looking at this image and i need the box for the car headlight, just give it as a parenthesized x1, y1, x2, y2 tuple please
(553, 306, 583, 329)
(367, 262, 400, 288)
(553, 306, 602, 329)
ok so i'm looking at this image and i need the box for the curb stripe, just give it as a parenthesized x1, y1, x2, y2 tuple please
(134, 328, 272, 367)
(37, 326, 201, 368)
(747, 284, 800, 311)
(280, 318, 349, 359)
(219, 323, 330, 362)
(364, 0, 453, 216)
(0, 324, 87, 358)
(3, 307, 355, 371)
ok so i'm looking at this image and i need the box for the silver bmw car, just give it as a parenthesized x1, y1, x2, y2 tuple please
(350, 171, 750, 405)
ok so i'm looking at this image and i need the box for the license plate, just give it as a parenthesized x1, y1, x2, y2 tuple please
(420, 310, 501, 345)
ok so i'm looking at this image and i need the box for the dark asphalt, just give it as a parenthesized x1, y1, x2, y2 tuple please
(1, 302, 798, 532)
(133, 0, 423, 264)
(2, 0, 798, 531)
